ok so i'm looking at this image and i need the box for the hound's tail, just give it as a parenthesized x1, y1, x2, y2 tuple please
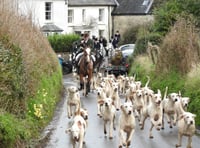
(163, 86, 168, 100)
(145, 76, 150, 87)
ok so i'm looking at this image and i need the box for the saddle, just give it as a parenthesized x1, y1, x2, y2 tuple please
(76, 53, 95, 74)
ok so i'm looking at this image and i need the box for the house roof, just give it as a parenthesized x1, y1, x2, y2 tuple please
(112, 0, 154, 15)
(68, 0, 117, 6)
(41, 24, 63, 32)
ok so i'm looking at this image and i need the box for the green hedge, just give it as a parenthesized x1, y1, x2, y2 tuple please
(47, 34, 80, 52)
(0, 41, 26, 114)
(134, 31, 162, 56)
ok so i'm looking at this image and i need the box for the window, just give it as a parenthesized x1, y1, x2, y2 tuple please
(82, 9, 86, 23)
(99, 9, 104, 22)
(99, 30, 104, 37)
(68, 9, 74, 23)
(45, 2, 52, 20)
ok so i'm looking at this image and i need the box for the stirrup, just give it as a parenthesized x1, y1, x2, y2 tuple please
(79, 83, 84, 90)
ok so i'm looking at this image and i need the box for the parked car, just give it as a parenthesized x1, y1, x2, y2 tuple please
(118, 44, 135, 73)
(119, 44, 135, 58)
(58, 54, 73, 75)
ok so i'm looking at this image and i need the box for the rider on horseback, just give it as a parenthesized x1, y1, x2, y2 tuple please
(75, 32, 96, 74)
(74, 32, 96, 90)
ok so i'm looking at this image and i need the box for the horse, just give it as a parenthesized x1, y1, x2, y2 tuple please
(94, 49, 104, 72)
(79, 47, 93, 96)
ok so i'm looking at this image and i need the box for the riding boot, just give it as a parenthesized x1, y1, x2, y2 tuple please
(79, 82, 84, 90)
(86, 82, 90, 93)
(77, 66, 80, 74)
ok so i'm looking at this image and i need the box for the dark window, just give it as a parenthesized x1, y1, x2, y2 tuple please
(45, 2, 52, 20)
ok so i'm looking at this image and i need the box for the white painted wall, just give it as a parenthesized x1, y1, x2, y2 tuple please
(17, 0, 113, 39)
(68, 6, 111, 39)
(18, 0, 68, 33)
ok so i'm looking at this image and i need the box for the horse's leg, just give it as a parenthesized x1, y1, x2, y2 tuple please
(79, 74, 84, 90)
(86, 68, 93, 93)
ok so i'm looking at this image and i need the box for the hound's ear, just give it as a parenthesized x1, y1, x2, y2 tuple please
(186, 97, 190, 102)
(168, 93, 172, 99)
(98, 100, 104, 105)
(65, 128, 71, 133)
(192, 114, 196, 118)
(120, 105, 124, 110)
(75, 110, 79, 116)
(179, 113, 185, 120)
(112, 101, 115, 106)
(77, 121, 82, 129)
(80, 110, 83, 116)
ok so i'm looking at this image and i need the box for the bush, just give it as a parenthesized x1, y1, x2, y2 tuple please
(0, 112, 30, 148)
(153, 0, 182, 35)
(0, 41, 26, 114)
(152, 0, 200, 35)
(129, 55, 155, 82)
(134, 30, 162, 56)
(184, 65, 200, 125)
(48, 34, 80, 52)
(120, 25, 141, 45)
(0, 4, 63, 147)
(156, 18, 200, 74)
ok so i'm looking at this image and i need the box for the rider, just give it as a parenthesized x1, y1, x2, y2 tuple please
(74, 32, 96, 90)
(75, 31, 95, 74)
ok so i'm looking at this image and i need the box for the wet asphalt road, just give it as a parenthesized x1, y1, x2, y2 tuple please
(43, 73, 200, 148)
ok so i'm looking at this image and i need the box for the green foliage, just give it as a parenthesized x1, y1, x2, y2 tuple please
(129, 55, 200, 126)
(153, 0, 182, 34)
(184, 74, 200, 125)
(152, 0, 169, 9)
(127, 0, 200, 127)
(156, 18, 200, 74)
(179, 0, 200, 27)
(0, 113, 30, 148)
(150, 71, 185, 95)
(0, 71, 62, 147)
(48, 34, 80, 52)
(129, 55, 155, 82)
(152, 0, 200, 35)
(121, 25, 141, 45)
(27, 71, 62, 124)
(134, 30, 162, 56)
(0, 41, 26, 114)
(0, 6, 63, 146)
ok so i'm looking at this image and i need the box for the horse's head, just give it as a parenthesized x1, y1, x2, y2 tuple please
(84, 47, 91, 63)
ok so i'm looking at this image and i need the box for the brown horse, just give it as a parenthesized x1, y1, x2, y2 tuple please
(79, 47, 93, 95)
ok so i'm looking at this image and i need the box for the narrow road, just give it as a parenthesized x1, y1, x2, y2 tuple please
(40, 73, 200, 148)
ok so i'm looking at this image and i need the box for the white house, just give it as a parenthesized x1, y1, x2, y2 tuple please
(17, 0, 117, 39)
(18, 0, 68, 36)
(16, 0, 154, 40)
(67, 0, 117, 39)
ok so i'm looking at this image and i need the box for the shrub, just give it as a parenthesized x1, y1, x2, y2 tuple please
(0, 41, 26, 115)
(0, 112, 30, 148)
(48, 34, 80, 52)
(156, 18, 200, 74)
(153, 0, 182, 35)
(184, 65, 200, 125)
(0, 4, 63, 147)
(134, 30, 162, 56)
(120, 25, 141, 45)
(129, 55, 155, 83)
